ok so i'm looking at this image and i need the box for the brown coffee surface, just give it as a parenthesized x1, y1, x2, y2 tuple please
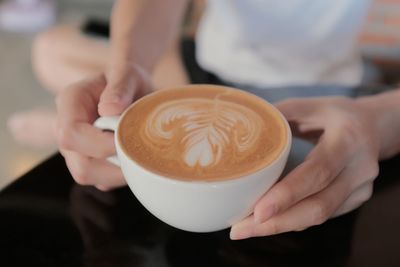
(118, 85, 287, 181)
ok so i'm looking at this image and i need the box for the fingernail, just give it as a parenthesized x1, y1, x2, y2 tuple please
(230, 227, 254, 240)
(96, 185, 110, 192)
(255, 204, 276, 224)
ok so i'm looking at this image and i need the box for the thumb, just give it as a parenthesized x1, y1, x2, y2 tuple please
(275, 98, 326, 142)
(98, 74, 138, 117)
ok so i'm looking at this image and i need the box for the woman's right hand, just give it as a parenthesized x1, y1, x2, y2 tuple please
(56, 65, 153, 191)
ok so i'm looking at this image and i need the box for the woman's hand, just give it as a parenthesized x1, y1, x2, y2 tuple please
(230, 96, 381, 239)
(56, 64, 153, 191)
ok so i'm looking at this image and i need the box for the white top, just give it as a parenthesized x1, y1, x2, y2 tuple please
(196, 0, 372, 88)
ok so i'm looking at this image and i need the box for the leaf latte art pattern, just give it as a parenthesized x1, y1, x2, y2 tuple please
(143, 98, 263, 168)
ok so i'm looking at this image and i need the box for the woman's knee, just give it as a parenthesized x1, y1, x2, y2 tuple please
(32, 26, 78, 92)
(33, 25, 73, 66)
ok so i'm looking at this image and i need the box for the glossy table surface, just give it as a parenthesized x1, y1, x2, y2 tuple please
(1, 153, 400, 267)
(1, 84, 400, 267)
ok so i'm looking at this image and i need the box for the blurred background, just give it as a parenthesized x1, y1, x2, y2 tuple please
(0, 0, 112, 188)
(1, 0, 400, 189)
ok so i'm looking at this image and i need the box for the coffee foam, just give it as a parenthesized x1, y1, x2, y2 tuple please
(119, 86, 287, 181)
(144, 97, 263, 168)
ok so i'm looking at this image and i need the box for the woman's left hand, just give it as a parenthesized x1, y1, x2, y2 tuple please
(230, 96, 380, 240)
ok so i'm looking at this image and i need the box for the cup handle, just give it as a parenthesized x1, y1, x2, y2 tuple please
(93, 116, 120, 166)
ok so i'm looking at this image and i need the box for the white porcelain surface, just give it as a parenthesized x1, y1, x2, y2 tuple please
(94, 99, 291, 233)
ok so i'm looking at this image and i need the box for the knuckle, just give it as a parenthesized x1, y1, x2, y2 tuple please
(272, 186, 295, 210)
(71, 158, 90, 185)
(294, 225, 309, 232)
(340, 118, 362, 147)
(366, 161, 380, 181)
(360, 183, 374, 203)
(267, 222, 280, 235)
(311, 199, 331, 225)
(57, 126, 75, 151)
(96, 185, 111, 192)
(93, 142, 112, 159)
(313, 162, 334, 188)
(255, 221, 280, 236)
(339, 116, 373, 151)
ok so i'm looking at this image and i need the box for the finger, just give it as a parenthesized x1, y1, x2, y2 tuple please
(275, 98, 327, 142)
(333, 182, 373, 217)
(231, 169, 351, 240)
(63, 150, 126, 188)
(289, 127, 324, 144)
(253, 131, 353, 224)
(230, 215, 256, 240)
(275, 98, 324, 121)
(98, 67, 144, 116)
(333, 155, 379, 218)
(99, 64, 154, 116)
(56, 74, 106, 124)
(57, 122, 115, 159)
(98, 83, 136, 116)
(96, 185, 113, 192)
(56, 75, 114, 158)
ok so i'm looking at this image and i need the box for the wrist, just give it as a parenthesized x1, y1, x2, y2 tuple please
(356, 89, 400, 159)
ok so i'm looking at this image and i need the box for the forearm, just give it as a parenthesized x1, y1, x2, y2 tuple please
(356, 89, 400, 160)
(109, 0, 188, 74)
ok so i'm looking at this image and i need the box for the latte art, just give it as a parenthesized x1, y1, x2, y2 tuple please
(143, 98, 263, 168)
(118, 86, 287, 181)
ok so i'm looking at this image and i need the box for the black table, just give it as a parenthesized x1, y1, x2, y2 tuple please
(1, 152, 400, 267)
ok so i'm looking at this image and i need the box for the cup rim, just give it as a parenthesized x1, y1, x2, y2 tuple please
(115, 84, 292, 186)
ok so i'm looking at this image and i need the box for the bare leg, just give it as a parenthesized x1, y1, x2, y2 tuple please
(8, 24, 189, 147)
(32, 25, 188, 93)
(8, 108, 58, 148)
(32, 25, 110, 93)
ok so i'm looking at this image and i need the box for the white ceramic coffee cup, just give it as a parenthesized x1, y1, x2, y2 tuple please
(94, 88, 292, 233)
